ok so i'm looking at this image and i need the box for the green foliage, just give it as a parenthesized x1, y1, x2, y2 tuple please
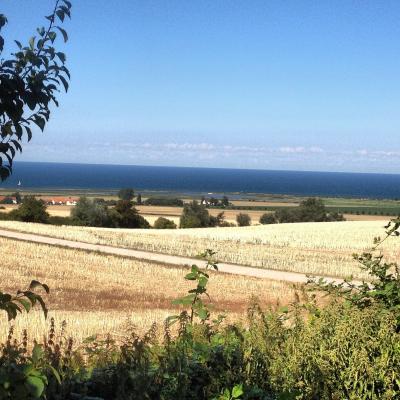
(71, 197, 112, 227)
(0, 282, 52, 399)
(259, 213, 277, 225)
(153, 217, 177, 229)
(144, 197, 184, 206)
(180, 201, 213, 228)
(136, 193, 142, 205)
(271, 198, 345, 224)
(111, 200, 150, 229)
(236, 213, 251, 227)
(221, 196, 230, 208)
(71, 197, 150, 229)
(0, 0, 71, 180)
(309, 216, 400, 326)
(170, 249, 219, 324)
(214, 384, 244, 400)
(0, 281, 49, 321)
(117, 188, 135, 201)
(9, 196, 49, 223)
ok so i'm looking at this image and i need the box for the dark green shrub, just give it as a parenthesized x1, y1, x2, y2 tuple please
(111, 200, 150, 229)
(273, 198, 345, 223)
(118, 188, 135, 201)
(71, 197, 113, 227)
(9, 196, 49, 223)
(153, 217, 177, 229)
(259, 213, 277, 225)
(180, 201, 212, 228)
(144, 197, 184, 207)
(48, 216, 73, 226)
(236, 213, 251, 227)
(0, 212, 10, 220)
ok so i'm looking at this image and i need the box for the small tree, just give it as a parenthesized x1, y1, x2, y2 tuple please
(118, 188, 135, 201)
(180, 201, 211, 228)
(111, 200, 150, 228)
(221, 196, 230, 207)
(9, 196, 49, 223)
(236, 213, 251, 227)
(136, 193, 142, 205)
(71, 197, 112, 227)
(153, 217, 177, 229)
(259, 213, 277, 225)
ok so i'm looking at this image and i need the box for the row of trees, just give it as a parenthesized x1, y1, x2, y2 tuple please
(0, 196, 150, 229)
(259, 198, 345, 224)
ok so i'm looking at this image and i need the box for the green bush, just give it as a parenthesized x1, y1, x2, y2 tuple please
(8, 196, 49, 224)
(71, 197, 113, 227)
(153, 217, 177, 229)
(180, 201, 213, 228)
(273, 198, 345, 224)
(259, 213, 277, 225)
(111, 200, 150, 229)
(144, 197, 184, 207)
(236, 213, 251, 227)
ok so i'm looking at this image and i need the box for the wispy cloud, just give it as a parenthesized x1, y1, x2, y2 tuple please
(17, 140, 400, 173)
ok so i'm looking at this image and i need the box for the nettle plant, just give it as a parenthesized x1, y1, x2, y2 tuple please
(0, 0, 71, 180)
(170, 249, 220, 325)
(309, 216, 400, 325)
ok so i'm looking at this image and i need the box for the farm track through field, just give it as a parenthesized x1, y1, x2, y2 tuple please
(0, 228, 360, 286)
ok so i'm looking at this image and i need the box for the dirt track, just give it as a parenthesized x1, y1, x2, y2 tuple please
(0, 228, 357, 285)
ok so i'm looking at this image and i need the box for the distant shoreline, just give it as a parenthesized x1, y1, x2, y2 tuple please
(1, 161, 400, 200)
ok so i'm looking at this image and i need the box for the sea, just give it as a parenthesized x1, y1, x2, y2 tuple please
(1, 161, 400, 199)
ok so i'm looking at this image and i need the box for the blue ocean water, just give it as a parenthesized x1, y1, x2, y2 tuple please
(1, 162, 400, 199)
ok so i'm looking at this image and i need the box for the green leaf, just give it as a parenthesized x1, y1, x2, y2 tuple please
(48, 365, 61, 384)
(232, 384, 244, 398)
(185, 272, 198, 280)
(16, 298, 31, 312)
(172, 294, 196, 305)
(59, 75, 69, 92)
(25, 376, 45, 398)
(198, 276, 208, 288)
(197, 307, 208, 320)
(29, 36, 35, 49)
(56, 27, 68, 42)
(32, 344, 44, 363)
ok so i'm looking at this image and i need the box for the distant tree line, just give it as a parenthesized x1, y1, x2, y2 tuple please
(259, 198, 345, 224)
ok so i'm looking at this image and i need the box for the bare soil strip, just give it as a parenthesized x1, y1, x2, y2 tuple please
(0, 228, 356, 285)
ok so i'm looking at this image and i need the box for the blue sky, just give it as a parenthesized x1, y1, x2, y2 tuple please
(2, 0, 400, 172)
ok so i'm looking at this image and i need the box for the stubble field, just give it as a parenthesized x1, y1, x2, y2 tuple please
(0, 220, 398, 279)
(0, 237, 297, 345)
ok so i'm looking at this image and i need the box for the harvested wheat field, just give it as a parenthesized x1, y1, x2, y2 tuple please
(0, 237, 297, 345)
(0, 220, 398, 279)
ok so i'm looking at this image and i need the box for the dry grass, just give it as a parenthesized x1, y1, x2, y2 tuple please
(0, 220, 398, 279)
(0, 237, 296, 344)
